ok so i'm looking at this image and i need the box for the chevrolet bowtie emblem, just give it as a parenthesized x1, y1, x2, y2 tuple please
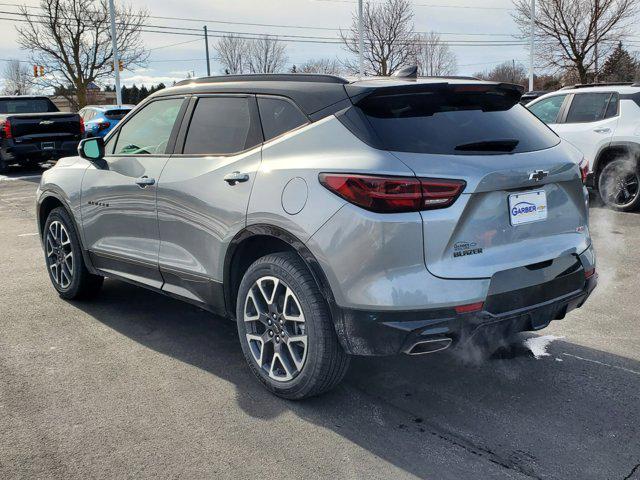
(529, 170, 548, 181)
(39, 120, 54, 125)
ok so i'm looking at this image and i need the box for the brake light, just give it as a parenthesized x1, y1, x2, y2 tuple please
(454, 301, 484, 314)
(79, 117, 85, 136)
(97, 121, 111, 131)
(585, 267, 596, 279)
(2, 119, 12, 139)
(579, 157, 589, 183)
(318, 174, 465, 213)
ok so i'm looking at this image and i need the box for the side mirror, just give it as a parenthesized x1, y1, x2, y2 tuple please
(78, 137, 105, 161)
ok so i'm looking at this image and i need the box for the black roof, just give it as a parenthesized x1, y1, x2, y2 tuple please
(156, 73, 523, 117)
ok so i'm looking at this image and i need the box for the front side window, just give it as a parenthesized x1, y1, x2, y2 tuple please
(258, 97, 308, 141)
(112, 98, 183, 155)
(565, 93, 615, 123)
(528, 95, 566, 124)
(183, 96, 260, 155)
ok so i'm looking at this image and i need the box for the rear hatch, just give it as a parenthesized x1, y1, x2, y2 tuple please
(342, 81, 590, 279)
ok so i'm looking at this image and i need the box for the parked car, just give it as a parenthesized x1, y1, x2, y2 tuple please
(36, 73, 597, 399)
(526, 83, 640, 211)
(520, 90, 549, 104)
(78, 104, 134, 138)
(0, 96, 84, 174)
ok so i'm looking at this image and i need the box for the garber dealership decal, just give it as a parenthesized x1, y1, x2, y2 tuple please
(453, 241, 483, 258)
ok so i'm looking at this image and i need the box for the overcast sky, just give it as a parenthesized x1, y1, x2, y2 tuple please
(0, 0, 566, 87)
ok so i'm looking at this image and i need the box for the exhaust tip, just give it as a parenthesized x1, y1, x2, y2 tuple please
(405, 337, 452, 355)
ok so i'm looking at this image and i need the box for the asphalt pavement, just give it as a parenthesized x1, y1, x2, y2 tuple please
(1, 166, 639, 480)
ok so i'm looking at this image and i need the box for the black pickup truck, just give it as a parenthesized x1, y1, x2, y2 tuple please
(0, 96, 84, 174)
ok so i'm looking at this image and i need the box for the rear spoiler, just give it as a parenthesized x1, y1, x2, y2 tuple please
(345, 82, 525, 106)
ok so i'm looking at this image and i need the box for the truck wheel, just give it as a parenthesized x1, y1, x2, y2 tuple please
(43, 207, 104, 299)
(598, 159, 640, 212)
(236, 252, 350, 400)
(0, 156, 8, 175)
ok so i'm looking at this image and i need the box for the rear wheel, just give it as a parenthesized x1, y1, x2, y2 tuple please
(236, 252, 349, 399)
(43, 207, 104, 299)
(0, 155, 8, 175)
(598, 159, 640, 212)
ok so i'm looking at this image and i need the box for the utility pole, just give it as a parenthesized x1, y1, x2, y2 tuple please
(108, 0, 122, 105)
(358, 0, 364, 78)
(204, 25, 211, 76)
(594, 0, 599, 83)
(528, 0, 535, 92)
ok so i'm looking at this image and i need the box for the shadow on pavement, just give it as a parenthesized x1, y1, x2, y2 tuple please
(72, 279, 640, 480)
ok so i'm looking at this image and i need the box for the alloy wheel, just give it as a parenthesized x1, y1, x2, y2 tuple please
(45, 220, 74, 289)
(601, 165, 640, 209)
(243, 276, 308, 382)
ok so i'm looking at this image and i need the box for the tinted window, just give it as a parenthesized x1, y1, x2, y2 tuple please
(566, 93, 613, 123)
(258, 97, 308, 140)
(604, 93, 619, 119)
(355, 91, 559, 155)
(0, 98, 58, 114)
(104, 109, 131, 120)
(528, 95, 566, 124)
(113, 98, 183, 155)
(183, 97, 259, 155)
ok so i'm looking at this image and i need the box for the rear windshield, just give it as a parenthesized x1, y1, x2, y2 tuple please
(0, 98, 58, 114)
(104, 109, 131, 120)
(349, 89, 560, 155)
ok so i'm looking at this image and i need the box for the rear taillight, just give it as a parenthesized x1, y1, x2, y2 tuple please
(585, 267, 596, 279)
(97, 121, 111, 131)
(2, 119, 12, 139)
(79, 117, 85, 136)
(454, 301, 484, 314)
(318, 174, 465, 213)
(579, 157, 589, 183)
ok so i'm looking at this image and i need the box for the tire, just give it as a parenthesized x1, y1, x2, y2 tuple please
(236, 252, 350, 400)
(597, 159, 640, 212)
(0, 155, 8, 175)
(43, 207, 104, 299)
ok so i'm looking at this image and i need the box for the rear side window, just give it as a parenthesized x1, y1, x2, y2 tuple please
(183, 97, 261, 155)
(258, 97, 308, 141)
(350, 90, 560, 155)
(528, 95, 566, 124)
(566, 93, 616, 123)
(104, 109, 131, 120)
(0, 98, 58, 114)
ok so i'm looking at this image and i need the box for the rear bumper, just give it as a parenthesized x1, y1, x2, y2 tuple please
(1, 140, 79, 163)
(333, 250, 597, 356)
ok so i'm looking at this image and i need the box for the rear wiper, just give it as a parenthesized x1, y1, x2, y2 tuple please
(454, 139, 519, 152)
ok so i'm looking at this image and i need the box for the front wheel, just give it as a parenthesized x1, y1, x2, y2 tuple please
(236, 252, 350, 399)
(598, 159, 640, 212)
(43, 207, 104, 299)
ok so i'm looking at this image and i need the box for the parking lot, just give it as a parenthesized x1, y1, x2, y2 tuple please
(1, 167, 639, 480)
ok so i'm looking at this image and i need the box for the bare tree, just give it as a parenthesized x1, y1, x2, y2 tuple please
(2, 60, 32, 95)
(245, 36, 288, 74)
(340, 0, 417, 76)
(475, 60, 528, 86)
(512, 0, 638, 83)
(417, 32, 457, 76)
(298, 58, 342, 75)
(16, 0, 148, 110)
(214, 34, 247, 74)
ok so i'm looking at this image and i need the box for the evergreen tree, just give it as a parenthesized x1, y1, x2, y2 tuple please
(600, 42, 638, 82)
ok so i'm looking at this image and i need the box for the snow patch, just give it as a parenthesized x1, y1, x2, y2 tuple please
(523, 335, 564, 359)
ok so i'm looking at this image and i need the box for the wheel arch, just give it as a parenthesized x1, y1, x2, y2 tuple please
(37, 191, 97, 274)
(593, 142, 640, 187)
(223, 224, 337, 322)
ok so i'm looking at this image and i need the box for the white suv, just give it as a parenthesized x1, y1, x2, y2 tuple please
(527, 83, 640, 211)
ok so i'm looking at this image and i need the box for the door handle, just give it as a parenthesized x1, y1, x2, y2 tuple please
(593, 128, 611, 134)
(135, 175, 156, 188)
(223, 171, 250, 186)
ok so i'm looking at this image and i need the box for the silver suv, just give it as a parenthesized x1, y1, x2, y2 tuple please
(37, 74, 597, 399)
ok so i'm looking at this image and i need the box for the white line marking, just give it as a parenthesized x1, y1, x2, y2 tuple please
(17, 232, 39, 237)
(562, 353, 640, 376)
(0, 174, 42, 182)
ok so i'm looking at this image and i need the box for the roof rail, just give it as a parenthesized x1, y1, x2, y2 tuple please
(175, 73, 349, 87)
(560, 82, 635, 90)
